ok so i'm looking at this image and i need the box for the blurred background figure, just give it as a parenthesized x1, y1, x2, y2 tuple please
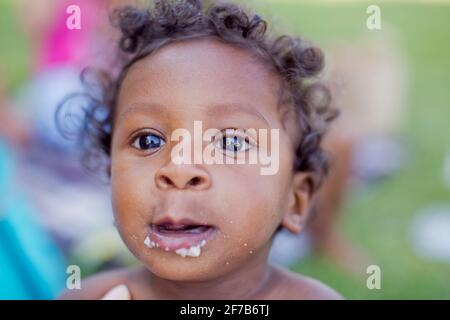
(0, 0, 132, 299)
(308, 35, 408, 273)
(17, 0, 118, 152)
(1, 64, 66, 299)
(270, 34, 409, 274)
(0, 137, 66, 299)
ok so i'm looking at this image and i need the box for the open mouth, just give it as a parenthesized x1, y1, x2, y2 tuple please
(145, 219, 216, 257)
(156, 224, 212, 235)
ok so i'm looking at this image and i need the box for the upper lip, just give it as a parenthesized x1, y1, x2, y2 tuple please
(151, 217, 213, 228)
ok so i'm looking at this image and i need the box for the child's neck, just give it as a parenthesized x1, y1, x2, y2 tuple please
(146, 245, 275, 300)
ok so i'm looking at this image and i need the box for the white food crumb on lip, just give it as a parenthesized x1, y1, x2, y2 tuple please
(175, 244, 201, 258)
(175, 238, 209, 258)
(144, 236, 156, 249)
(144, 237, 208, 258)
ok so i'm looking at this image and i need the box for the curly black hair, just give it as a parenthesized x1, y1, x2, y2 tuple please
(57, 0, 338, 190)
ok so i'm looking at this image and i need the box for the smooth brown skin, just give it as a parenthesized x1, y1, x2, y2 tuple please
(59, 38, 342, 300)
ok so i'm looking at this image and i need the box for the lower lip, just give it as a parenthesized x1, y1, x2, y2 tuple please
(147, 225, 216, 251)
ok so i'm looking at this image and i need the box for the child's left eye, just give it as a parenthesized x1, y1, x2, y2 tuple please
(214, 130, 252, 153)
(131, 133, 166, 152)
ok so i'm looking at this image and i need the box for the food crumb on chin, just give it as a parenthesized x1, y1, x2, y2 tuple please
(144, 237, 208, 258)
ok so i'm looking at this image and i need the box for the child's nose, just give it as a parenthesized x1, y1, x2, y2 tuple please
(155, 163, 211, 191)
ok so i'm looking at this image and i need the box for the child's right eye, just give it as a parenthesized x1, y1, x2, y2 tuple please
(131, 133, 166, 153)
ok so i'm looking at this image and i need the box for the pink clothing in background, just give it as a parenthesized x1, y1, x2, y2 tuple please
(37, 0, 106, 71)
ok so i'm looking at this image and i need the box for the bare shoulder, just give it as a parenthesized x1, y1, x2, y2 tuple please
(57, 266, 138, 300)
(270, 265, 343, 300)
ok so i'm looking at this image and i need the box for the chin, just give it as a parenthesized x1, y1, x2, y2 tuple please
(143, 256, 229, 282)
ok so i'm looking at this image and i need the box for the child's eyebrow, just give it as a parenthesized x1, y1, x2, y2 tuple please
(117, 103, 170, 124)
(205, 103, 271, 127)
(117, 102, 271, 127)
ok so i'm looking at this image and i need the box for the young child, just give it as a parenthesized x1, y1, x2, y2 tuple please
(59, 0, 341, 300)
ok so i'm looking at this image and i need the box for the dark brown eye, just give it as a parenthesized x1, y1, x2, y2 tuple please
(132, 133, 166, 151)
(214, 130, 251, 153)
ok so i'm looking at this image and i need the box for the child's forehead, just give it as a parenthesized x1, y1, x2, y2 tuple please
(123, 37, 279, 91)
(133, 37, 268, 73)
(117, 38, 284, 125)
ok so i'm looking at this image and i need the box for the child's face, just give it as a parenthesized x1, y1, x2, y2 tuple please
(110, 38, 311, 281)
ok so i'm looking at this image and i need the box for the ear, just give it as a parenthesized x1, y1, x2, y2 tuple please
(281, 172, 315, 234)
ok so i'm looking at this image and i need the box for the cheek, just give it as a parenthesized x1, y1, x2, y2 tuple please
(214, 161, 292, 254)
(110, 154, 157, 246)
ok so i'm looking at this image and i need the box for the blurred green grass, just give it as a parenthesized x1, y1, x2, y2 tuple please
(0, 1, 31, 92)
(1, 1, 449, 299)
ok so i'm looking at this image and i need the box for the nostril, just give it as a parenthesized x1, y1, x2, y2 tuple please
(155, 167, 210, 190)
(161, 176, 174, 187)
(189, 177, 203, 187)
